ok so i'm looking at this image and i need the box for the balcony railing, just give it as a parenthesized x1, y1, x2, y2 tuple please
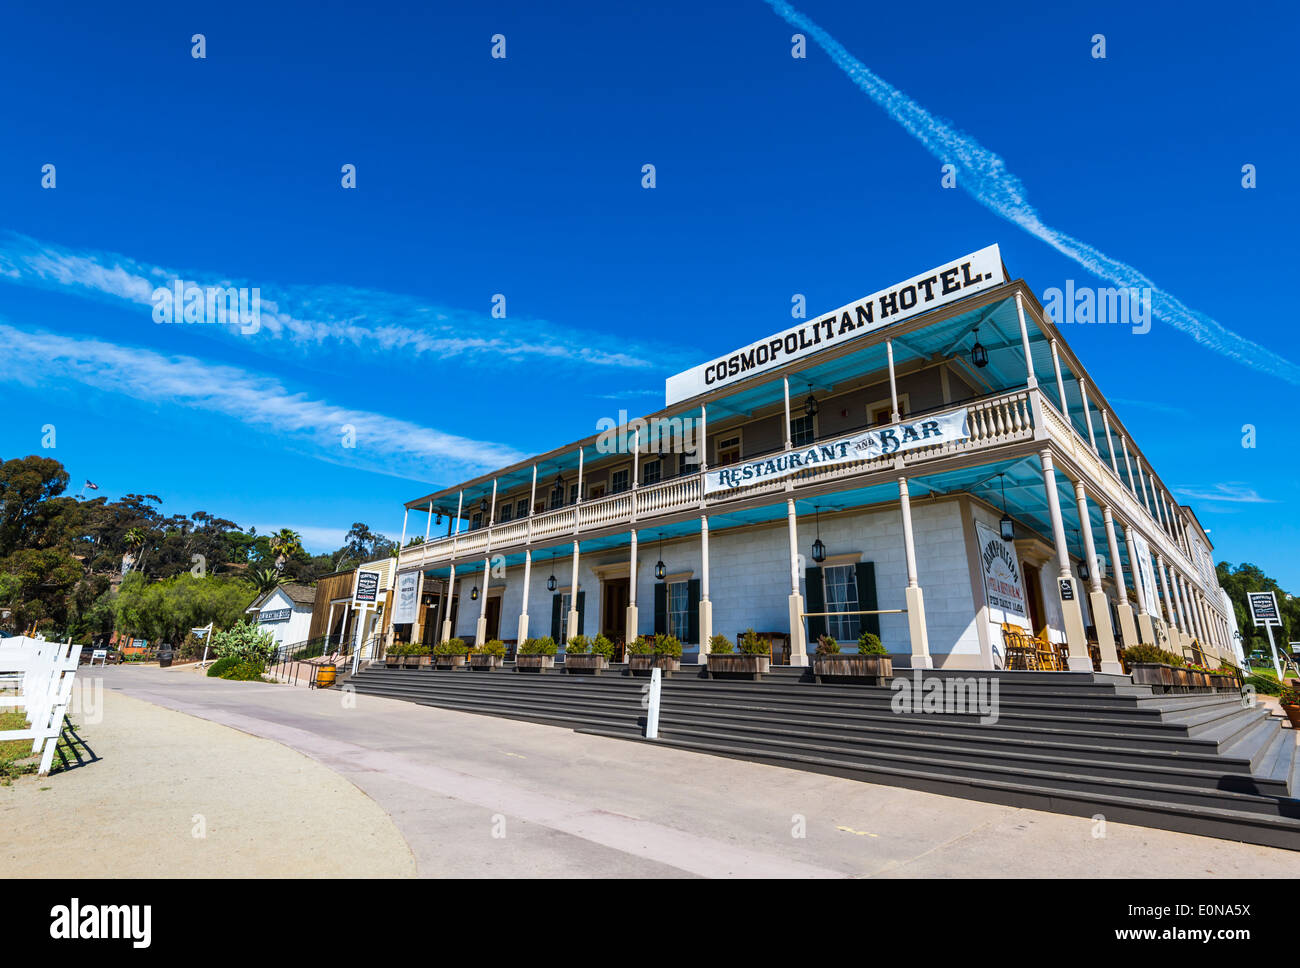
(398, 387, 1036, 570)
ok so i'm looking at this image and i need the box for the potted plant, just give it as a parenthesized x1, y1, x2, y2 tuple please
(385, 641, 431, 668)
(470, 639, 506, 670)
(812, 631, 893, 684)
(565, 634, 613, 675)
(627, 634, 683, 676)
(516, 636, 558, 672)
(706, 628, 771, 680)
(434, 637, 469, 669)
(1123, 643, 1177, 692)
(1281, 682, 1300, 728)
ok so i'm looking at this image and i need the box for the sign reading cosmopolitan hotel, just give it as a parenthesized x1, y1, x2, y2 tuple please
(390, 241, 1244, 677)
(667, 245, 1006, 405)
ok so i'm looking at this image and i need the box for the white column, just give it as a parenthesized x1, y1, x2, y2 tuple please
(698, 515, 712, 657)
(1014, 292, 1038, 388)
(626, 529, 639, 645)
(785, 499, 808, 666)
(897, 476, 933, 670)
(1136, 461, 1154, 516)
(1120, 437, 1136, 495)
(783, 378, 793, 450)
(1155, 555, 1177, 652)
(440, 563, 456, 642)
(1075, 483, 1120, 673)
(567, 539, 581, 643)
(424, 500, 433, 544)
(527, 465, 537, 541)
(887, 339, 900, 422)
(1104, 507, 1138, 650)
(1102, 411, 1120, 476)
(517, 549, 532, 645)
(1040, 451, 1090, 670)
(632, 429, 641, 501)
(475, 556, 490, 646)
(1124, 525, 1156, 645)
(1050, 339, 1070, 421)
(1080, 380, 1098, 453)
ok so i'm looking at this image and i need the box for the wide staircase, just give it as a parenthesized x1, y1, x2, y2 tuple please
(347, 663, 1300, 850)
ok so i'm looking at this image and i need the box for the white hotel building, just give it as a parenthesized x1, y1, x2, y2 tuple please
(385, 246, 1242, 673)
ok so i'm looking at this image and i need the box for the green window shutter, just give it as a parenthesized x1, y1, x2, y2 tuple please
(804, 566, 825, 640)
(576, 591, 586, 636)
(855, 561, 880, 637)
(654, 582, 668, 636)
(687, 578, 700, 645)
(550, 594, 562, 641)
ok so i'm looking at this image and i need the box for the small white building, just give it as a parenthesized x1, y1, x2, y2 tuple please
(245, 583, 315, 652)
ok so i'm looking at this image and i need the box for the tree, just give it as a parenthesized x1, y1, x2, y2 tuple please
(269, 529, 304, 573)
(0, 456, 71, 556)
(1216, 561, 1299, 662)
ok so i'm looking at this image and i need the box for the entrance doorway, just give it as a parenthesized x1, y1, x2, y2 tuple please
(601, 578, 630, 645)
(485, 594, 502, 641)
(1022, 563, 1046, 638)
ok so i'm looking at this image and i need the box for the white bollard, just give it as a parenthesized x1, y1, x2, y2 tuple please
(645, 666, 662, 740)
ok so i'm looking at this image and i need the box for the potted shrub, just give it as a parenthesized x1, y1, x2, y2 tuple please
(627, 634, 683, 676)
(565, 634, 613, 675)
(385, 641, 427, 668)
(1280, 682, 1300, 729)
(434, 637, 469, 669)
(470, 639, 506, 670)
(1123, 643, 1176, 692)
(706, 628, 771, 680)
(812, 631, 893, 684)
(516, 636, 558, 672)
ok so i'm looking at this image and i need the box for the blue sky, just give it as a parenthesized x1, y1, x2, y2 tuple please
(2, 1, 1297, 586)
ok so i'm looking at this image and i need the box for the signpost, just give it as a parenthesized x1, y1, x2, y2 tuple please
(192, 622, 214, 668)
(1247, 590, 1283, 678)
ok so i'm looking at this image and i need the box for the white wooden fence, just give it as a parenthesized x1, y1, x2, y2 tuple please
(0, 636, 83, 776)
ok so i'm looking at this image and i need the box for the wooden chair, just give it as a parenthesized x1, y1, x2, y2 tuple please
(1001, 627, 1037, 670)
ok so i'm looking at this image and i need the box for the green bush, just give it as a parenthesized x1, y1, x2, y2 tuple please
(473, 639, 506, 658)
(655, 634, 683, 658)
(857, 632, 887, 655)
(1247, 674, 1282, 696)
(628, 636, 653, 655)
(220, 658, 266, 681)
(434, 638, 468, 656)
(709, 634, 734, 655)
(210, 620, 277, 664)
(816, 634, 840, 655)
(591, 635, 615, 659)
(206, 656, 238, 678)
(566, 634, 591, 654)
(519, 636, 557, 656)
(389, 641, 431, 656)
(738, 628, 769, 656)
(1122, 643, 1183, 666)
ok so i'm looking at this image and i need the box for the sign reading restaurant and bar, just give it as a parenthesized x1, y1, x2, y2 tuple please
(1248, 590, 1282, 627)
(665, 245, 1007, 406)
(704, 408, 969, 494)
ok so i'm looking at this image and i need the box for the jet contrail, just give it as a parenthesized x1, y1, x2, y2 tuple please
(764, 0, 1300, 386)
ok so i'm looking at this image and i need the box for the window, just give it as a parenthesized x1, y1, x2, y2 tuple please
(824, 564, 861, 641)
(668, 581, 690, 642)
(569, 483, 580, 505)
(717, 435, 741, 465)
(471, 512, 484, 530)
(499, 502, 513, 523)
(789, 415, 815, 448)
(611, 468, 630, 493)
(642, 459, 661, 486)
(870, 393, 908, 427)
(588, 482, 606, 500)
(516, 499, 529, 519)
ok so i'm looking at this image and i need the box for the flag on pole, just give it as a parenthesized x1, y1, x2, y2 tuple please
(84, 480, 99, 490)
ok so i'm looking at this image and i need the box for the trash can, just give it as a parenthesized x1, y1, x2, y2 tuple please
(158, 649, 173, 668)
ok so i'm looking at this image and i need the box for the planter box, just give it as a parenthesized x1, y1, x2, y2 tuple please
(1283, 704, 1300, 729)
(434, 654, 467, 669)
(564, 654, 610, 675)
(1171, 667, 1192, 690)
(469, 654, 503, 670)
(706, 654, 770, 681)
(627, 655, 681, 677)
(1129, 662, 1174, 692)
(812, 653, 893, 685)
(515, 654, 556, 673)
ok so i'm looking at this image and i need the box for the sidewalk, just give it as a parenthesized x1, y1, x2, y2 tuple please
(0, 683, 415, 877)
(81, 665, 1300, 878)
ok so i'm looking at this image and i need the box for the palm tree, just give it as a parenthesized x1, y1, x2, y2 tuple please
(250, 567, 287, 593)
(123, 526, 147, 574)
(269, 529, 304, 573)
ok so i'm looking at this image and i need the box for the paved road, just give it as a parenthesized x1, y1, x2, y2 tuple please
(91, 664, 1299, 878)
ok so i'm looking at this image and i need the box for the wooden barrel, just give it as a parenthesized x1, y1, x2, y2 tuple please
(315, 664, 336, 688)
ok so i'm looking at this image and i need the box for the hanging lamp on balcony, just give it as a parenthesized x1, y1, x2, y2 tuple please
(970, 326, 989, 368)
(804, 383, 819, 418)
(470, 585, 479, 601)
(655, 533, 666, 581)
(811, 505, 826, 564)
(546, 553, 558, 593)
(998, 472, 1015, 542)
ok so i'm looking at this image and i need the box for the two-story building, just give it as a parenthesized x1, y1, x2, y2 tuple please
(384, 245, 1242, 673)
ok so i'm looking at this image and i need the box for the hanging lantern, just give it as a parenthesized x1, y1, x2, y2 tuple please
(546, 554, 558, 592)
(1072, 529, 1089, 581)
(470, 585, 479, 601)
(655, 533, 666, 581)
(804, 383, 819, 418)
(811, 505, 826, 564)
(479, 496, 489, 514)
(435, 512, 442, 526)
(971, 326, 989, 368)
(998, 473, 1015, 542)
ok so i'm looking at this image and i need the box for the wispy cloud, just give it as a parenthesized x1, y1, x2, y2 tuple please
(762, 0, 1300, 387)
(1106, 396, 1191, 419)
(0, 321, 526, 481)
(1173, 483, 1276, 504)
(0, 232, 677, 371)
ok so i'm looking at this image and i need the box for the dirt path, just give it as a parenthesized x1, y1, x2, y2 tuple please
(0, 685, 415, 878)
